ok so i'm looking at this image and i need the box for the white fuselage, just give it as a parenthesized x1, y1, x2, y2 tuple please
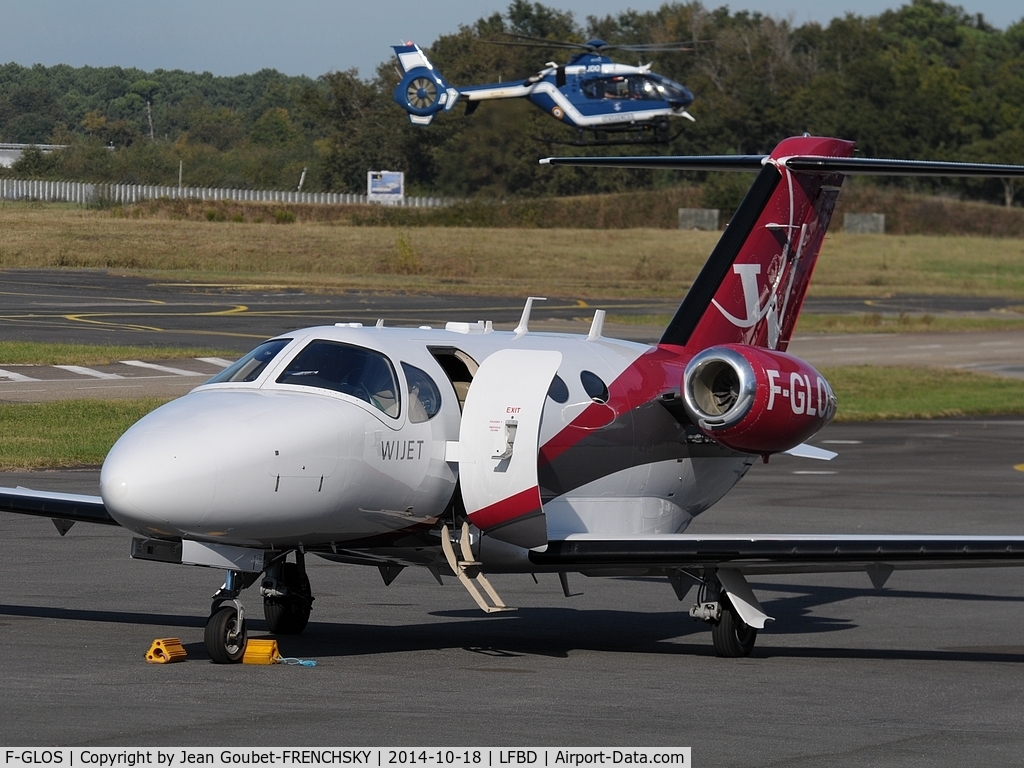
(100, 322, 753, 569)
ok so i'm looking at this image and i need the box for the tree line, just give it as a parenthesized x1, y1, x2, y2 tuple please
(1, 0, 1023, 206)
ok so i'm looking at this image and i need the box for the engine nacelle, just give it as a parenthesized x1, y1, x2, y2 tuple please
(681, 345, 837, 455)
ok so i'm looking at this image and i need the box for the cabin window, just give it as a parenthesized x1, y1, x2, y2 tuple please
(582, 76, 630, 100)
(206, 338, 292, 384)
(581, 76, 670, 101)
(547, 374, 569, 403)
(402, 363, 442, 423)
(277, 340, 400, 417)
(580, 370, 609, 403)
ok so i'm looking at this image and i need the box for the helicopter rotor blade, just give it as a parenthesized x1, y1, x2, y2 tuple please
(606, 42, 699, 52)
(489, 32, 704, 54)
(484, 39, 590, 51)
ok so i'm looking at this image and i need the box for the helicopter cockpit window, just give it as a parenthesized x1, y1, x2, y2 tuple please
(629, 77, 664, 101)
(206, 338, 292, 384)
(402, 362, 442, 423)
(649, 75, 692, 105)
(580, 370, 609, 403)
(276, 340, 400, 418)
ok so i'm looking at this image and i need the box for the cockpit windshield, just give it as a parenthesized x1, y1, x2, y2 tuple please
(276, 340, 400, 417)
(649, 74, 693, 106)
(206, 338, 292, 384)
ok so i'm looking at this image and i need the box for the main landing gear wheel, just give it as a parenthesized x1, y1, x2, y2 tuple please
(264, 561, 313, 635)
(711, 596, 757, 658)
(205, 605, 247, 664)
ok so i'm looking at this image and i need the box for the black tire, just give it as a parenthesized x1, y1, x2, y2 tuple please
(711, 597, 757, 658)
(205, 605, 247, 664)
(264, 562, 312, 635)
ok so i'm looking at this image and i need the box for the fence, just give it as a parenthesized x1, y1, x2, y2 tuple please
(0, 178, 456, 208)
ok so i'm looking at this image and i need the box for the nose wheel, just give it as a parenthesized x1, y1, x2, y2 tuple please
(205, 602, 247, 663)
(200, 552, 313, 663)
(204, 569, 256, 664)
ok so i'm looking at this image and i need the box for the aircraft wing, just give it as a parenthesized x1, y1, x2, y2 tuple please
(0, 486, 118, 527)
(531, 533, 1024, 575)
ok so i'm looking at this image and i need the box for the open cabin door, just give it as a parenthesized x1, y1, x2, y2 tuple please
(458, 349, 562, 549)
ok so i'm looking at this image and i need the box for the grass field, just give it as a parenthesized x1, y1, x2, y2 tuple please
(0, 341, 237, 365)
(2, 203, 1024, 299)
(0, 398, 167, 469)
(607, 313, 1024, 333)
(1, 204, 1022, 468)
(2, 367, 1022, 469)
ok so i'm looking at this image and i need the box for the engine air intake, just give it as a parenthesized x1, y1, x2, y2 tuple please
(681, 344, 836, 455)
(683, 347, 756, 428)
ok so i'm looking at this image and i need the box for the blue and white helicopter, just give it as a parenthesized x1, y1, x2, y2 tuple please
(392, 35, 697, 145)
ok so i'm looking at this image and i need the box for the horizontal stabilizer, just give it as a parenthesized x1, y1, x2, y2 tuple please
(540, 155, 765, 172)
(541, 153, 1024, 178)
(783, 443, 838, 461)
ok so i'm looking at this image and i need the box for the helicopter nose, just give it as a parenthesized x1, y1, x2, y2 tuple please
(100, 389, 353, 540)
(673, 87, 694, 108)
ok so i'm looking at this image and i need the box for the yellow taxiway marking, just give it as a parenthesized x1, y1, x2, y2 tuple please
(0, 289, 166, 304)
(63, 315, 164, 332)
(61, 305, 249, 328)
(1015, 464, 1024, 472)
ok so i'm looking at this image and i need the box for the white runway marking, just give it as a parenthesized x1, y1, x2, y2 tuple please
(54, 365, 124, 380)
(0, 368, 40, 382)
(119, 360, 204, 376)
(196, 357, 235, 368)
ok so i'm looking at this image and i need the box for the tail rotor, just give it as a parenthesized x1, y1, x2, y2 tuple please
(392, 42, 458, 125)
(406, 77, 438, 110)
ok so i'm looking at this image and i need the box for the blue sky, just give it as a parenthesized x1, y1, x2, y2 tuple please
(1, 0, 1021, 79)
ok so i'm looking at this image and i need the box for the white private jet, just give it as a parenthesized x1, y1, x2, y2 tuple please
(4, 135, 1024, 662)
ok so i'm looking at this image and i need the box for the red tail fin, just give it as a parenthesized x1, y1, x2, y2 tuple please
(661, 136, 855, 351)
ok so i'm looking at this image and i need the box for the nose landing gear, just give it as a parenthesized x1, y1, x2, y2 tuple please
(205, 569, 257, 664)
(202, 551, 315, 664)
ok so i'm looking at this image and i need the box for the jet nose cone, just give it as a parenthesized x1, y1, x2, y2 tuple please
(101, 389, 354, 541)
(101, 401, 220, 537)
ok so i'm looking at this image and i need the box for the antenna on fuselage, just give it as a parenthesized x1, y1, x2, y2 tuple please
(587, 309, 606, 341)
(514, 296, 546, 335)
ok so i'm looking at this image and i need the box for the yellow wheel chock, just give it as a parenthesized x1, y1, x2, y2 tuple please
(242, 638, 280, 665)
(145, 638, 187, 664)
